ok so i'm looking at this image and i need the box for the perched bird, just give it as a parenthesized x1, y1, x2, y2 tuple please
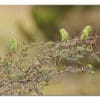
(9, 37, 18, 53)
(81, 25, 92, 41)
(59, 28, 69, 42)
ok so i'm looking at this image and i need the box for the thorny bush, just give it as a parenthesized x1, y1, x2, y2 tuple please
(0, 26, 100, 95)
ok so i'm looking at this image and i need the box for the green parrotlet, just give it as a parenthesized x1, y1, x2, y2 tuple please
(60, 28, 69, 42)
(9, 37, 18, 53)
(81, 25, 92, 41)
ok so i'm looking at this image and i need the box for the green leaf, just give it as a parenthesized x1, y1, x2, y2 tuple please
(45, 41, 54, 46)
(88, 70, 95, 75)
(86, 64, 94, 70)
(76, 54, 84, 58)
(95, 56, 100, 63)
(76, 46, 85, 53)
(55, 66, 64, 72)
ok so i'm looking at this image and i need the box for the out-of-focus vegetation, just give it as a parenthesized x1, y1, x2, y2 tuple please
(18, 6, 100, 41)
(18, 6, 73, 41)
(31, 6, 73, 41)
(0, 6, 100, 95)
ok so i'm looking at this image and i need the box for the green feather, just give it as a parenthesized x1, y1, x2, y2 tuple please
(9, 37, 17, 52)
(81, 25, 92, 41)
(60, 28, 69, 42)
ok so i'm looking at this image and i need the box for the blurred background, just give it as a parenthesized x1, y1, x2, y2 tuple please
(0, 5, 100, 95)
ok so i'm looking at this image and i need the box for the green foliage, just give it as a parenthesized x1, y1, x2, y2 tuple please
(86, 64, 94, 70)
(95, 56, 100, 63)
(76, 46, 85, 53)
(88, 70, 95, 75)
(85, 64, 95, 75)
